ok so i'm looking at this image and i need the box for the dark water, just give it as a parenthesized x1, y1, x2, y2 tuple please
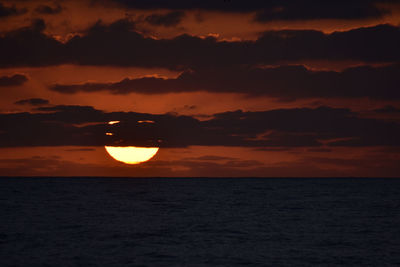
(1, 178, 400, 266)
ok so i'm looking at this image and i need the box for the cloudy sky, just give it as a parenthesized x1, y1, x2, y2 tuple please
(1, 0, 400, 177)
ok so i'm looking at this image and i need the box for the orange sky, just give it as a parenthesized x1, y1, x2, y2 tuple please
(1, 0, 400, 177)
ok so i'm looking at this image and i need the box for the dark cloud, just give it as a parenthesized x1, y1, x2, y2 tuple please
(36, 105, 100, 113)
(255, 24, 400, 63)
(14, 98, 50, 106)
(145, 11, 185, 27)
(100, 0, 392, 21)
(1, 20, 400, 68)
(65, 23, 400, 67)
(0, 19, 63, 67)
(50, 64, 400, 100)
(374, 105, 400, 113)
(0, 74, 28, 86)
(202, 107, 400, 147)
(99, 0, 273, 12)
(1, 105, 399, 148)
(64, 148, 96, 151)
(254, 1, 389, 22)
(35, 3, 63, 14)
(0, 2, 27, 17)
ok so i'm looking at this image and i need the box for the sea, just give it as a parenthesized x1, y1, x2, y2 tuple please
(1, 177, 400, 266)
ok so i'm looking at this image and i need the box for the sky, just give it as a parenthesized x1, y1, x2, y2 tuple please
(1, 0, 400, 177)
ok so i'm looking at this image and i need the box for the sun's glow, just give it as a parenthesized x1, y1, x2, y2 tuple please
(104, 146, 159, 164)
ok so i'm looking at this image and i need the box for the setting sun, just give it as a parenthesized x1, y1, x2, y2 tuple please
(104, 146, 159, 164)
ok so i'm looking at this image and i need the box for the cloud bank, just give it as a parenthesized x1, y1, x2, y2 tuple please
(1, 105, 399, 148)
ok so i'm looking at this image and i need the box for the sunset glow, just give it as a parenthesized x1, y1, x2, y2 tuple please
(0, 0, 399, 177)
(2, 1, 400, 265)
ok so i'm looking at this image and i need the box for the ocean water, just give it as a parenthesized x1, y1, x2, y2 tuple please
(1, 178, 400, 266)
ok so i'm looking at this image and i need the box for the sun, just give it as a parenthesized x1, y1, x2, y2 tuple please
(104, 146, 159, 164)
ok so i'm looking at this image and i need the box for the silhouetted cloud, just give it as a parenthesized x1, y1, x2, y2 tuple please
(206, 107, 400, 147)
(35, 3, 63, 14)
(0, 19, 63, 67)
(63, 23, 400, 67)
(1, 20, 399, 68)
(1, 105, 399, 148)
(14, 98, 49, 106)
(50, 64, 400, 100)
(0, 2, 26, 17)
(145, 11, 185, 27)
(64, 148, 96, 151)
(374, 105, 400, 113)
(0, 74, 28, 86)
(36, 105, 100, 113)
(100, 0, 393, 20)
(253, 1, 390, 22)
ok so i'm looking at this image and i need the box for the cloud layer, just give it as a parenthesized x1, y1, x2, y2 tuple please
(145, 11, 185, 27)
(101, 0, 393, 21)
(14, 98, 50, 106)
(0, 74, 28, 87)
(0, 3, 26, 18)
(50, 64, 400, 100)
(1, 105, 399, 148)
(1, 20, 399, 68)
